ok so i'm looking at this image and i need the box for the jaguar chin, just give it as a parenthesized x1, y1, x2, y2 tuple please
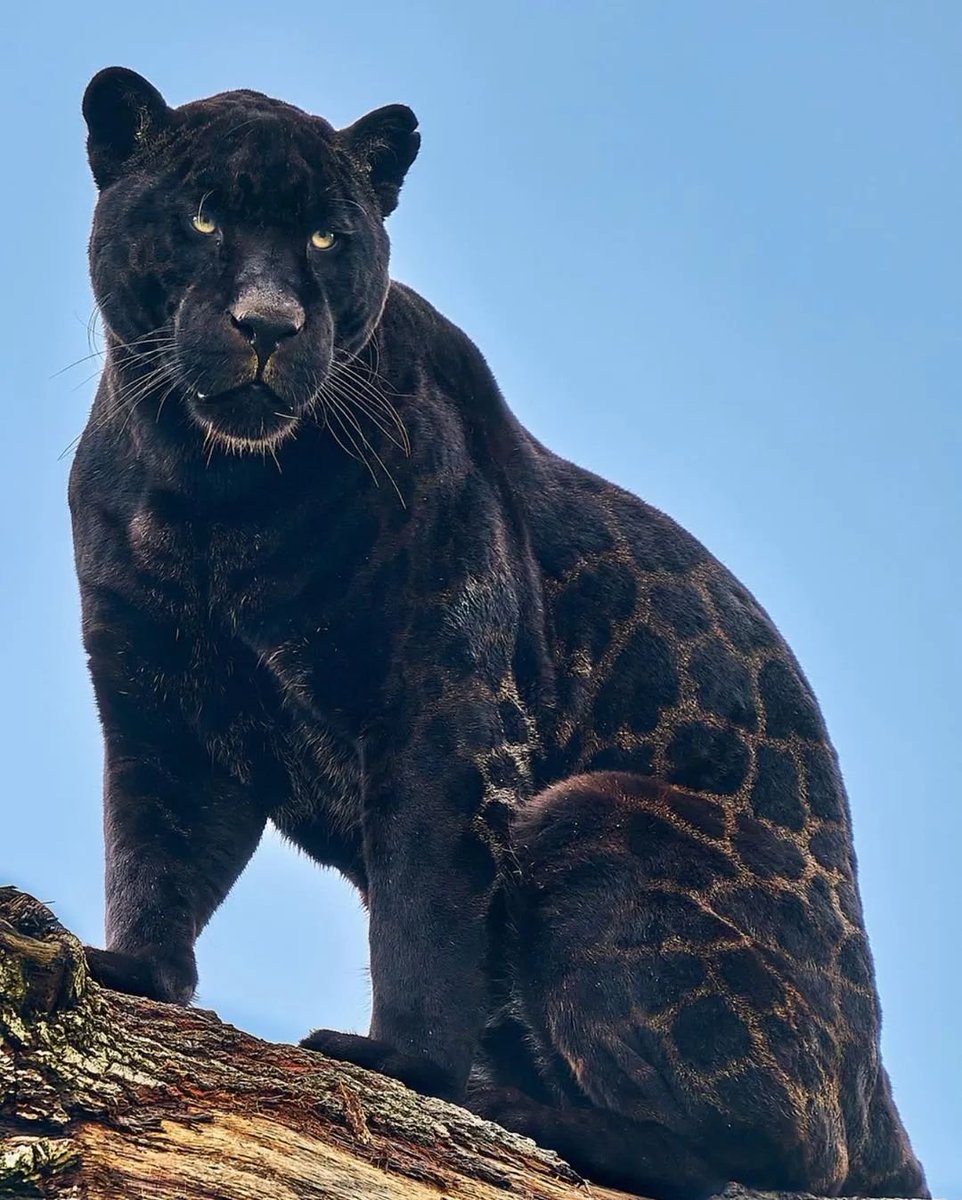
(189, 382, 311, 453)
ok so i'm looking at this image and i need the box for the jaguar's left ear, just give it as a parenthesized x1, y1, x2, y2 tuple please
(341, 105, 420, 217)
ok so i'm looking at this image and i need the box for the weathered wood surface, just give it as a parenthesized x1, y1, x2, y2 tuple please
(0, 886, 634, 1199)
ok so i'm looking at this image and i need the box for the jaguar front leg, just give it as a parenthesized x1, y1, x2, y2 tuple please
(81, 598, 268, 1004)
(302, 691, 509, 1102)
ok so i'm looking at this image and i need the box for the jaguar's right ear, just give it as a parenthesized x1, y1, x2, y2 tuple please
(83, 67, 172, 189)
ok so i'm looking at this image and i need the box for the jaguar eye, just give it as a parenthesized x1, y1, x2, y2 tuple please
(192, 212, 218, 235)
(310, 231, 337, 251)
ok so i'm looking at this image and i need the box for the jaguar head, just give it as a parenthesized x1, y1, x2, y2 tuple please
(83, 67, 419, 453)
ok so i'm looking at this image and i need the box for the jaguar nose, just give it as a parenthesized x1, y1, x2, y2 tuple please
(229, 296, 305, 365)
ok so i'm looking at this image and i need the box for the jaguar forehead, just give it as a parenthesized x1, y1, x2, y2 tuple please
(173, 103, 344, 223)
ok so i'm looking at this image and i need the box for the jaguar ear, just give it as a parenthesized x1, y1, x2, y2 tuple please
(341, 105, 420, 217)
(83, 67, 172, 189)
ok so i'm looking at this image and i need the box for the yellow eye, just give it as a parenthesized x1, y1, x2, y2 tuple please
(310, 231, 337, 251)
(192, 212, 217, 235)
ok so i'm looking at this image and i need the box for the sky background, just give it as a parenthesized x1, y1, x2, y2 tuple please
(1, 2, 959, 1194)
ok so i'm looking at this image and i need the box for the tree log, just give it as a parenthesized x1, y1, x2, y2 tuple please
(0, 886, 854, 1200)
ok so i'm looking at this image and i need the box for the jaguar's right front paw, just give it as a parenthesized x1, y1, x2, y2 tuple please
(83, 945, 197, 1005)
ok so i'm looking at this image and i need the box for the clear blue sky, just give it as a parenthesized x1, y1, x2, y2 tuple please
(2, 2, 958, 1193)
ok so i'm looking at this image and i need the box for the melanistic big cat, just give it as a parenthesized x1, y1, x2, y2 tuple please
(72, 68, 927, 1199)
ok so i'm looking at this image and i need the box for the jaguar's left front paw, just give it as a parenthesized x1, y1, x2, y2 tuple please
(300, 1028, 457, 1100)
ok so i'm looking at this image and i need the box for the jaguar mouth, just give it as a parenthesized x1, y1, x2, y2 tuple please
(190, 381, 301, 451)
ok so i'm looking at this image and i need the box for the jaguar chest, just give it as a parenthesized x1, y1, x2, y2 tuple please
(125, 498, 408, 728)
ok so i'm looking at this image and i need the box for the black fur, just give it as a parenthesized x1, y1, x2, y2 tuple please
(71, 68, 927, 1198)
